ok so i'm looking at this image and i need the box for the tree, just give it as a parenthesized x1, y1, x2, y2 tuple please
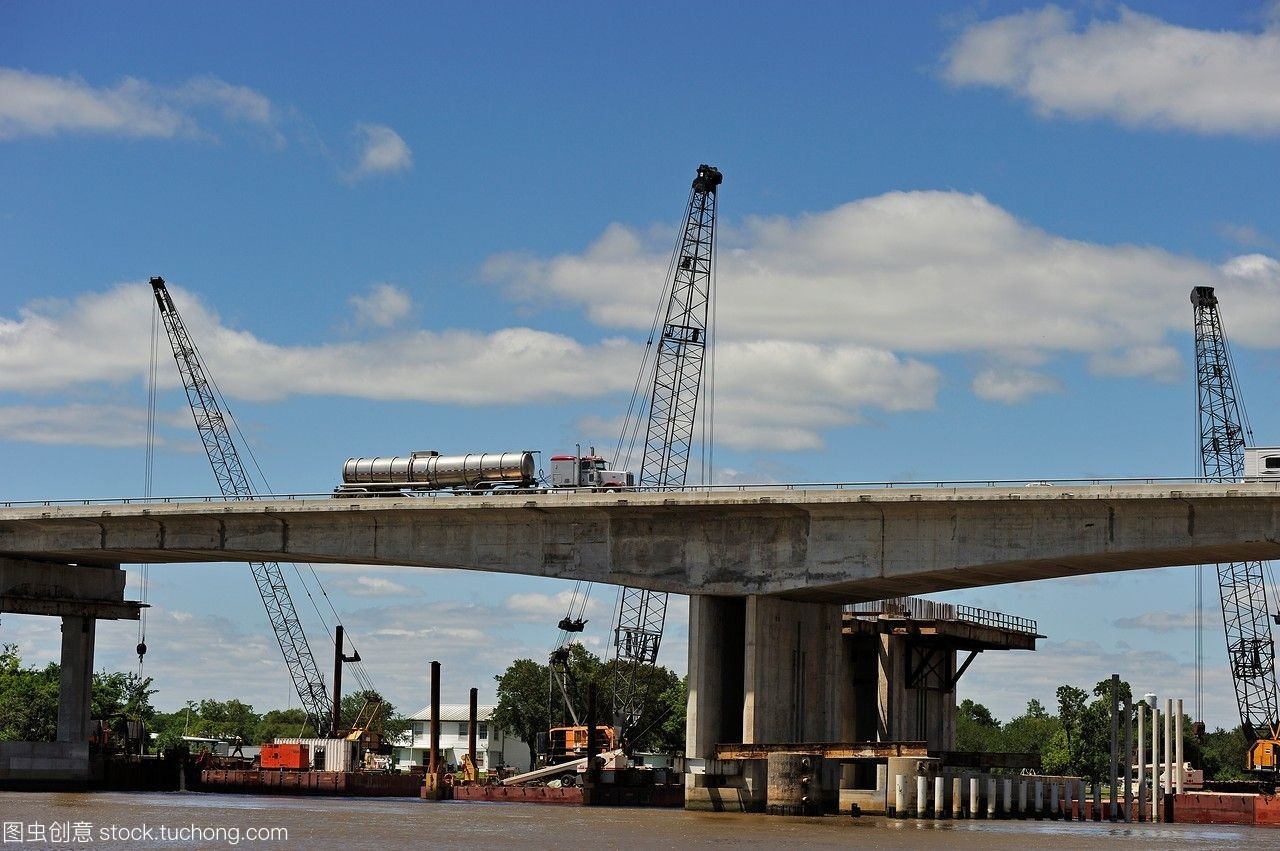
(1056, 684, 1089, 776)
(0, 645, 60, 741)
(255, 708, 316, 744)
(0, 645, 157, 743)
(493, 658, 550, 767)
(339, 689, 412, 744)
(956, 699, 1001, 752)
(1201, 726, 1248, 781)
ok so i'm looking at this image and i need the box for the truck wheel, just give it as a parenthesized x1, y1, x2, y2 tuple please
(560, 773, 577, 787)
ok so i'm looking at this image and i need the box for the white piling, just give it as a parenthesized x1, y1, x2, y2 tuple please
(1176, 698, 1185, 795)
(1050, 781, 1060, 820)
(952, 776, 963, 819)
(1164, 697, 1173, 816)
(1034, 779, 1044, 820)
(987, 777, 997, 819)
(1137, 703, 1147, 822)
(894, 773, 908, 818)
(917, 775, 929, 819)
(935, 774, 946, 819)
(1018, 779, 1028, 819)
(969, 776, 980, 819)
(1092, 779, 1101, 821)
(1002, 778, 1012, 820)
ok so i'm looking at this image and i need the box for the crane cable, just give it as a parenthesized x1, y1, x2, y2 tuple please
(137, 301, 161, 678)
(553, 190, 698, 650)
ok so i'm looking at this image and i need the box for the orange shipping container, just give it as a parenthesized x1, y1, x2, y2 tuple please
(261, 743, 309, 770)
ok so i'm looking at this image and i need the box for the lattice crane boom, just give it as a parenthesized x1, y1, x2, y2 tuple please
(1192, 285, 1280, 746)
(610, 164, 722, 737)
(149, 277, 333, 736)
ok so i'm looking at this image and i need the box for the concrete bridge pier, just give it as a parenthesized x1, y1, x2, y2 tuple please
(0, 559, 141, 786)
(685, 594, 851, 812)
(56, 614, 96, 745)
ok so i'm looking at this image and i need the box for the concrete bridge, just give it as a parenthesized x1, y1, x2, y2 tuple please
(2, 482, 1278, 601)
(3, 481, 1277, 798)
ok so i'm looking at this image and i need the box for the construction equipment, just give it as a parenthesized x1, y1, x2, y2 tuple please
(1191, 285, 1280, 772)
(608, 163, 721, 740)
(149, 276, 333, 736)
(543, 164, 721, 755)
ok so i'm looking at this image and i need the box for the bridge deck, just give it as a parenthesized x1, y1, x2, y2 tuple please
(1, 483, 1278, 601)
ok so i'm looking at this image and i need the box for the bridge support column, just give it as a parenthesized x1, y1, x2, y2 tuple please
(685, 594, 850, 812)
(0, 559, 141, 787)
(56, 616, 96, 744)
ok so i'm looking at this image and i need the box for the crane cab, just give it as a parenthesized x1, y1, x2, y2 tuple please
(1244, 447, 1280, 481)
(1249, 738, 1280, 773)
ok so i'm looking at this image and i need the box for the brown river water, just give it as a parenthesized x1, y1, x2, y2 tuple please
(0, 791, 1273, 849)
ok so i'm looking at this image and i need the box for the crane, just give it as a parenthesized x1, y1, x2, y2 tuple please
(1192, 284, 1280, 772)
(149, 276, 334, 736)
(609, 163, 722, 739)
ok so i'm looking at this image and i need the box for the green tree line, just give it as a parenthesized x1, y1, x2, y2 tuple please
(958, 676, 1249, 781)
(492, 644, 686, 766)
(0, 644, 409, 752)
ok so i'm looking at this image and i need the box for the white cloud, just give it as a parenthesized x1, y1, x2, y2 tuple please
(1113, 611, 1208, 632)
(972, 367, 1061, 404)
(0, 281, 638, 404)
(1088, 345, 1181, 383)
(340, 575, 420, 598)
(0, 403, 190, 448)
(713, 341, 939, 450)
(504, 590, 607, 624)
(348, 283, 413, 328)
(488, 189, 1271, 373)
(349, 123, 412, 179)
(0, 67, 278, 141)
(9, 190, 1280, 453)
(942, 5, 1280, 136)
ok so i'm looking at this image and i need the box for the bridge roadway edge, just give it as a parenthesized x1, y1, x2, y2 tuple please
(1, 483, 1279, 602)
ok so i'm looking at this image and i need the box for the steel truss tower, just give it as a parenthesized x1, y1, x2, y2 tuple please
(1192, 285, 1280, 742)
(150, 277, 333, 735)
(611, 164, 722, 736)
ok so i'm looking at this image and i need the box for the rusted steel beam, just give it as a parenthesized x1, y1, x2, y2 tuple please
(715, 741, 928, 761)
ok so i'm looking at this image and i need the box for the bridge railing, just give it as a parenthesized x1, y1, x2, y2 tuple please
(848, 597, 1039, 636)
(0, 475, 1253, 508)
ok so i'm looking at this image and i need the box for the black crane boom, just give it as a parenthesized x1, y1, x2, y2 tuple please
(1192, 285, 1280, 748)
(149, 277, 333, 736)
(610, 164, 722, 736)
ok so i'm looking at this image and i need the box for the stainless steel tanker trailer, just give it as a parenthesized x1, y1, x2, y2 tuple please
(335, 449, 633, 495)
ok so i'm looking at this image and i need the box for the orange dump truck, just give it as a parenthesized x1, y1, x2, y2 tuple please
(260, 743, 310, 770)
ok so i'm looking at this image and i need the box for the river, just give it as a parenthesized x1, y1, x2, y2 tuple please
(0, 791, 1270, 849)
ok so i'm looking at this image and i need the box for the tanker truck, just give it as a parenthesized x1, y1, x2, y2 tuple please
(335, 448, 633, 495)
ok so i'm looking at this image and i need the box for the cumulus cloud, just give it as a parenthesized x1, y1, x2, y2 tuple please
(942, 5, 1280, 136)
(8, 191, 1280, 453)
(972, 367, 1061, 404)
(0, 67, 278, 141)
(488, 189, 1280, 369)
(1113, 611, 1207, 632)
(0, 281, 638, 404)
(504, 590, 608, 623)
(349, 123, 412, 179)
(0, 403, 191, 448)
(339, 575, 420, 598)
(348, 282, 413, 328)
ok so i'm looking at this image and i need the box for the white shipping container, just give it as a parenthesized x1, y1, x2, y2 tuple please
(273, 737, 357, 773)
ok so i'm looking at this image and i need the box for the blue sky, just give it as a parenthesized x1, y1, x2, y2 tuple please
(3, 1, 1280, 729)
